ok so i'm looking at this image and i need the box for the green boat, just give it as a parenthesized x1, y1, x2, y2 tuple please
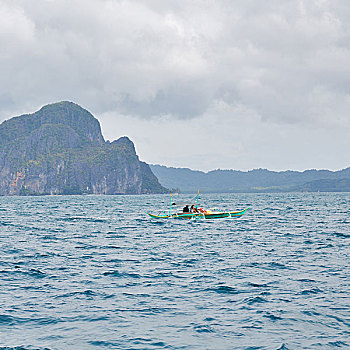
(147, 192, 250, 220)
(147, 207, 250, 220)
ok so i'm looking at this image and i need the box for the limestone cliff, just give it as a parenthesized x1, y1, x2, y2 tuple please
(0, 101, 166, 195)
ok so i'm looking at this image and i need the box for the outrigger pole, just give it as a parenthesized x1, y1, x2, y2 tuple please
(197, 189, 199, 208)
(169, 193, 172, 217)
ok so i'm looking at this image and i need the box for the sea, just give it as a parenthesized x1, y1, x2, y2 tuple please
(0, 193, 349, 350)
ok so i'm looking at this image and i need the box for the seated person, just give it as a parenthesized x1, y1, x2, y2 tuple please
(183, 205, 190, 213)
(190, 205, 198, 213)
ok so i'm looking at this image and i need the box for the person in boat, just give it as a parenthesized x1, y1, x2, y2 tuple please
(190, 205, 198, 213)
(183, 205, 190, 213)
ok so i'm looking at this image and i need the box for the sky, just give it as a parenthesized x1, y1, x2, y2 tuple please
(1, 0, 350, 172)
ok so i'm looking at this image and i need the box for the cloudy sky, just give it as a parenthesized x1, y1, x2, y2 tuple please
(1, 0, 350, 171)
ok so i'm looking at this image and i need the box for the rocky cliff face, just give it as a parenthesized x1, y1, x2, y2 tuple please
(0, 101, 166, 195)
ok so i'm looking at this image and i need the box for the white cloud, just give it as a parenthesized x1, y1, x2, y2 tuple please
(99, 98, 350, 171)
(0, 0, 349, 170)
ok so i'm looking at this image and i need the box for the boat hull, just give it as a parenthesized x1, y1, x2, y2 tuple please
(147, 207, 250, 220)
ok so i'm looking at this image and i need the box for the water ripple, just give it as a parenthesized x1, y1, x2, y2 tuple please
(0, 193, 349, 349)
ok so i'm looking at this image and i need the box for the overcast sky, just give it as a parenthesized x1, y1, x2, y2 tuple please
(1, 0, 350, 171)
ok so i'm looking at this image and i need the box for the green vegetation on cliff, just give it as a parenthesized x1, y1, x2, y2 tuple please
(150, 164, 350, 193)
(0, 101, 167, 195)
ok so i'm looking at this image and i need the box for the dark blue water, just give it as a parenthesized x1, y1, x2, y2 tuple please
(0, 193, 349, 349)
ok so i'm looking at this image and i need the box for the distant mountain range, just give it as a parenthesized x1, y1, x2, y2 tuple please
(1, 101, 349, 196)
(150, 164, 350, 193)
(0, 102, 166, 195)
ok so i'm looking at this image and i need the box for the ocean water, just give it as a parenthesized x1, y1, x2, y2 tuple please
(0, 193, 349, 350)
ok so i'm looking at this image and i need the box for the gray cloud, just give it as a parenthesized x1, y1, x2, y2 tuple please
(1, 0, 349, 170)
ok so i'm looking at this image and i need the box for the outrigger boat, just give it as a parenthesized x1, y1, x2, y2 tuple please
(147, 191, 250, 220)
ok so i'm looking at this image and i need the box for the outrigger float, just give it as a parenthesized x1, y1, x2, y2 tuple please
(147, 191, 250, 220)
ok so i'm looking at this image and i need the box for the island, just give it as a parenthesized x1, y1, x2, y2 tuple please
(0, 101, 167, 195)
